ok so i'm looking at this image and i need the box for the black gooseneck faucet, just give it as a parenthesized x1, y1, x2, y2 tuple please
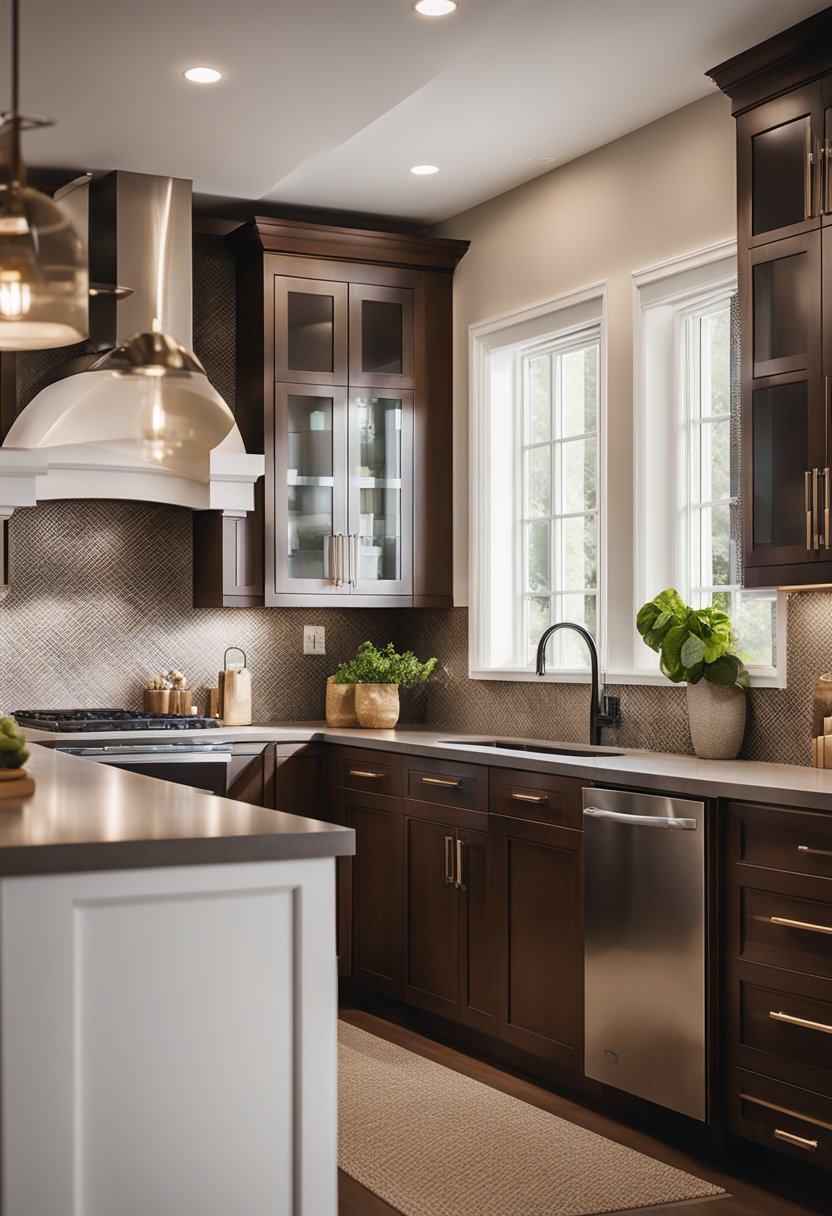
(535, 622, 621, 746)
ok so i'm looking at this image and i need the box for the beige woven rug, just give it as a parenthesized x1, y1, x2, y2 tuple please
(339, 1022, 725, 1216)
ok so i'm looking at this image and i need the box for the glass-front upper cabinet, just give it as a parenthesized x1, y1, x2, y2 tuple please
(750, 232, 819, 378)
(748, 377, 816, 570)
(274, 277, 348, 385)
(348, 393, 413, 595)
(738, 83, 824, 245)
(349, 284, 415, 389)
(273, 384, 347, 595)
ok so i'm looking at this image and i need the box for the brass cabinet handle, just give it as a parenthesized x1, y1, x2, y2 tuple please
(813, 468, 821, 550)
(774, 1128, 818, 1151)
(770, 914, 832, 936)
(825, 467, 831, 550)
(455, 838, 466, 891)
(770, 1010, 832, 1035)
(806, 470, 813, 551)
(348, 769, 384, 779)
(741, 1090, 832, 1132)
(510, 791, 548, 804)
(805, 124, 814, 219)
(798, 843, 832, 858)
(825, 139, 832, 215)
(421, 775, 462, 789)
(814, 136, 824, 218)
(444, 835, 455, 885)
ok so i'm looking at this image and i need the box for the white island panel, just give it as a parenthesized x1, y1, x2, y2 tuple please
(1, 858, 337, 1216)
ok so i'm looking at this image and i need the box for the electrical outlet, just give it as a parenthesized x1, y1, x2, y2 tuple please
(303, 625, 325, 655)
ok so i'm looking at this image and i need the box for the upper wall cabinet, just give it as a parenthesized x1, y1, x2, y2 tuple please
(225, 218, 468, 608)
(710, 9, 832, 588)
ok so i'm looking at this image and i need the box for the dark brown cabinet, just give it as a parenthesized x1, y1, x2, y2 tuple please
(192, 491, 264, 608)
(711, 11, 832, 586)
(403, 796, 497, 1035)
(492, 812, 582, 1071)
(724, 798, 832, 1167)
(218, 218, 468, 608)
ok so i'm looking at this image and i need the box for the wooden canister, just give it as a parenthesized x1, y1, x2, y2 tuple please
(220, 647, 252, 726)
(143, 688, 171, 714)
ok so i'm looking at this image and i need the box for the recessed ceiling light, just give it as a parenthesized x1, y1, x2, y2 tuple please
(410, 164, 439, 175)
(413, 0, 458, 15)
(183, 66, 222, 84)
(533, 157, 557, 163)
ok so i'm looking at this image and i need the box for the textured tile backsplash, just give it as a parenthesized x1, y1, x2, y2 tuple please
(0, 498, 827, 767)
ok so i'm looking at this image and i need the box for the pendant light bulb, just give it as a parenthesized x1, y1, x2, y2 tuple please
(0, 0, 88, 351)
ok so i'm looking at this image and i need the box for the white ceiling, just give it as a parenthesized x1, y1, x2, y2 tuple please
(5, 0, 830, 224)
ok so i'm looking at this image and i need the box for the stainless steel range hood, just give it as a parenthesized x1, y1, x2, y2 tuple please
(0, 171, 263, 519)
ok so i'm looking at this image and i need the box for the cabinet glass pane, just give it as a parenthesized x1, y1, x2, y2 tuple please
(752, 115, 810, 236)
(356, 396, 403, 582)
(753, 253, 809, 371)
(361, 299, 403, 376)
(752, 381, 808, 549)
(287, 291, 335, 375)
(286, 394, 334, 580)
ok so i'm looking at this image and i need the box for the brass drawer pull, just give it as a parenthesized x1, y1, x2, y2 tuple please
(444, 835, 455, 885)
(770, 915, 832, 936)
(510, 791, 548, 804)
(798, 844, 832, 858)
(455, 838, 466, 891)
(348, 769, 384, 779)
(770, 1010, 832, 1036)
(774, 1128, 818, 1152)
(421, 776, 462, 789)
(741, 1091, 832, 1132)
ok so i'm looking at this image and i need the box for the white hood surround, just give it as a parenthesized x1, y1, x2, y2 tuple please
(0, 172, 263, 527)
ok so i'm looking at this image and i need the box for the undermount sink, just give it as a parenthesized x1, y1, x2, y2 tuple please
(438, 739, 623, 758)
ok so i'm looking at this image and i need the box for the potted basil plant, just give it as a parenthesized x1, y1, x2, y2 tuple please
(328, 642, 437, 729)
(637, 588, 749, 760)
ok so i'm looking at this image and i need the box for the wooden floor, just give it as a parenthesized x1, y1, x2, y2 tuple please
(337, 1007, 830, 1216)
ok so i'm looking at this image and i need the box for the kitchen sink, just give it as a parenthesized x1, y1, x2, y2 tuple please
(438, 739, 623, 758)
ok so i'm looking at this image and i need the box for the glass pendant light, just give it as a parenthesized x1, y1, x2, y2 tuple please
(0, 0, 87, 350)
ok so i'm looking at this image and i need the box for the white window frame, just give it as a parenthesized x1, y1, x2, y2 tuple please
(469, 284, 608, 682)
(633, 241, 787, 688)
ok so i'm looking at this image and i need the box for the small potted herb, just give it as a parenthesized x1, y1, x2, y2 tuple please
(328, 642, 437, 729)
(0, 716, 30, 784)
(637, 588, 749, 759)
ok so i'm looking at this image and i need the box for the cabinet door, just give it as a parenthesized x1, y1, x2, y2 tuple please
(738, 84, 823, 246)
(341, 790, 404, 998)
(192, 499, 264, 608)
(274, 276, 348, 385)
(404, 814, 459, 1020)
(457, 826, 498, 1037)
(743, 234, 824, 576)
(349, 283, 415, 389)
(493, 814, 582, 1070)
(272, 383, 349, 596)
(347, 391, 413, 596)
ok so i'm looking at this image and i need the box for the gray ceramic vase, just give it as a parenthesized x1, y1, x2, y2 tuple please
(686, 679, 746, 760)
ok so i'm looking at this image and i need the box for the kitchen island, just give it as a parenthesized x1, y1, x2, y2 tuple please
(0, 744, 354, 1216)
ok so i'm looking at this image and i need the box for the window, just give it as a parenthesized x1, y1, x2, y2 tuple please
(469, 287, 606, 679)
(635, 244, 785, 686)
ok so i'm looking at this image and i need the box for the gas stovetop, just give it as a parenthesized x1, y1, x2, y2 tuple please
(12, 709, 220, 733)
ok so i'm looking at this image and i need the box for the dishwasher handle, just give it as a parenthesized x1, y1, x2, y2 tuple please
(584, 807, 697, 830)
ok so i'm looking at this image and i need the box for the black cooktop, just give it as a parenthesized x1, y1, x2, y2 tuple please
(13, 709, 220, 733)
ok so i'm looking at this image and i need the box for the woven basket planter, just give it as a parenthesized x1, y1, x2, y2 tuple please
(354, 684, 400, 729)
(686, 680, 746, 759)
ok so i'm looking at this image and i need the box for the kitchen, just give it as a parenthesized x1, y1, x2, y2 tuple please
(2, 1, 832, 1214)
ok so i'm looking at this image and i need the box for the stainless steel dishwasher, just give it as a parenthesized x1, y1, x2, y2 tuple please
(583, 787, 706, 1121)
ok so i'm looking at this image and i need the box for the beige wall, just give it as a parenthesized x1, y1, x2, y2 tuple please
(433, 90, 736, 664)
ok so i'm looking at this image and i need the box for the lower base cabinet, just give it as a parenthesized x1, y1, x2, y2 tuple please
(493, 813, 583, 1071)
(403, 808, 498, 1035)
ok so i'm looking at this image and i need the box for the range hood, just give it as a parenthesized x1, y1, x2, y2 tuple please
(0, 171, 263, 525)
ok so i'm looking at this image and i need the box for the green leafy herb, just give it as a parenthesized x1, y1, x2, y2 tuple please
(636, 589, 749, 689)
(333, 641, 437, 689)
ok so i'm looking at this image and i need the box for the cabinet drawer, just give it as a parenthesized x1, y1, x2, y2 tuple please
(737, 978, 832, 1094)
(490, 767, 584, 830)
(728, 801, 832, 884)
(406, 758, 487, 812)
(734, 885, 832, 980)
(728, 1069, 832, 1169)
(339, 748, 402, 798)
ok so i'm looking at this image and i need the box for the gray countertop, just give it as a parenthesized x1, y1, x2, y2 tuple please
(5, 719, 830, 879)
(0, 742, 354, 878)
